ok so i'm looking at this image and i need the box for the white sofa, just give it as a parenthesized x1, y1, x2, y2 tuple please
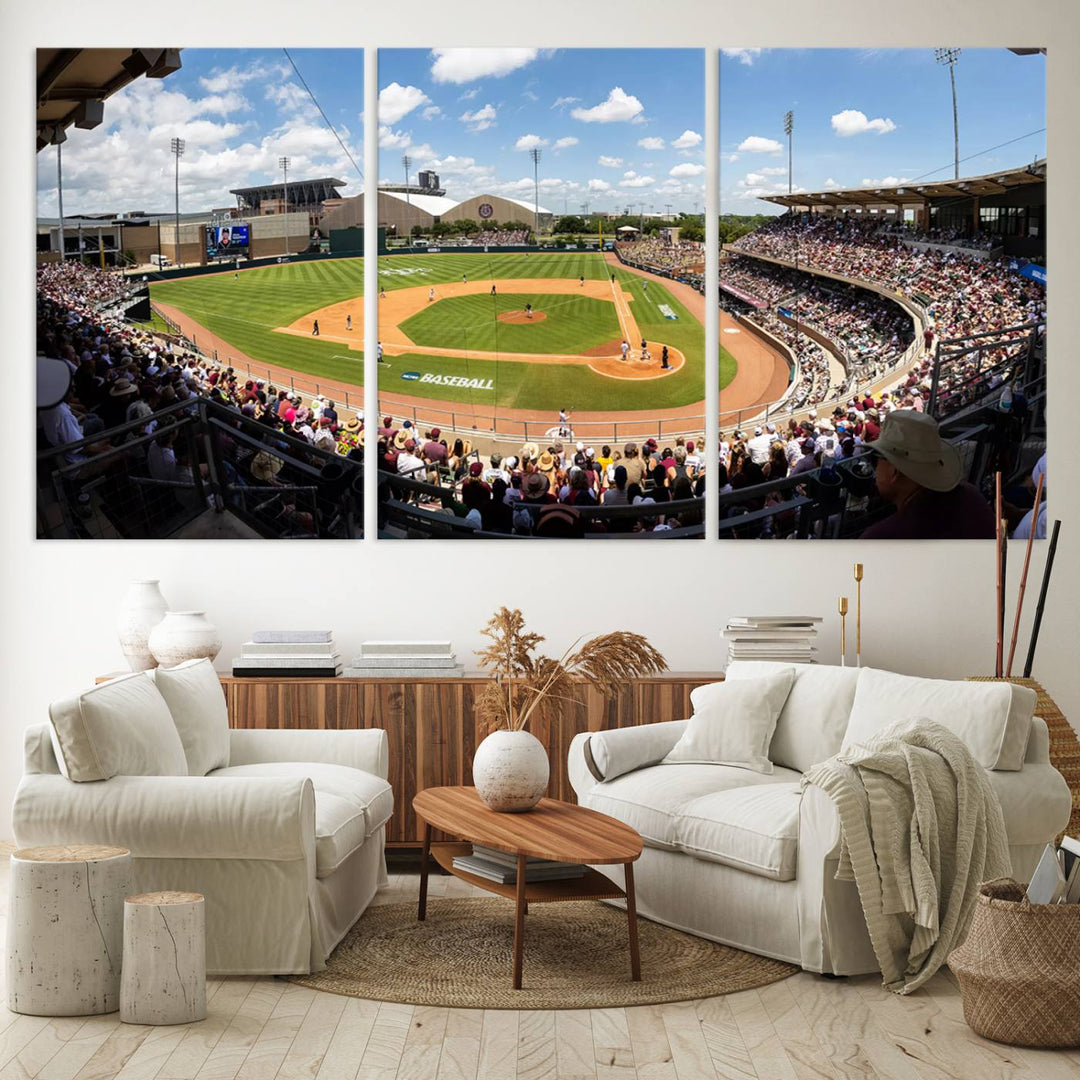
(12, 661, 392, 976)
(568, 664, 1072, 976)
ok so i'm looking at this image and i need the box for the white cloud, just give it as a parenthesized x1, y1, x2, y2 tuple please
(757, 166, 784, 176)
(378, 83, 431, 125)
(722, 48, 763, 66)
(637, 136, 665, 150)
(430, 155, 495, 182)
(571, 87, 644, 124)
(587, 178, 611, 192)
(460, 104, 497, 133)
(831, 109, 897, 137)
(672, 129, 702, 150)
(824, 177, 839, 188)
(553, 136, 579, 150)
(514, 133, 548, 151)
(619, 171, 655, 188)
(198, 61, 283, 94)
(737, 135, 783, 154)
(431, 48, 539, 84)
(458, 88, 480, 101)
(422, 105, 442, 120)
(552, 96, 580, 108)
(742, 172, 765, 185)
(597, 155, 623, 168)
(861, 176, 911, 187)
(378, 125, 412, 150)
(727, 153, 740, 163)
(522, 90, 539, 102)
(669, 162, 705, 178)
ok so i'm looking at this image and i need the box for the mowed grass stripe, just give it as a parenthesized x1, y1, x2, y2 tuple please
(721, 346, 737, 392)
(399, 292, 621, 355)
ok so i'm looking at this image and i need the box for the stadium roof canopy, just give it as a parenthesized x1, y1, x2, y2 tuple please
(760, 160, 1046, 210)
(37, 49, 182, 151)
(379, 190, 461, 217)
(499, 195, 554, 217)
(230, 178, 347, 198)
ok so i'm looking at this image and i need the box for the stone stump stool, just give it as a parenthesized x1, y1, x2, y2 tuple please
(7, 844, 132, 1015)
(120, 891, 207, 1025)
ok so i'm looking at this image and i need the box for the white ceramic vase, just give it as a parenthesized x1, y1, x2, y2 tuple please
(116, 580, 169, 671)
(148, 611, 222, 669)
(472, 729, 550, 812)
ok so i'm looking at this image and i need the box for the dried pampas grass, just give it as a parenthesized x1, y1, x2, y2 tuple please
(475, 607, 667, 734)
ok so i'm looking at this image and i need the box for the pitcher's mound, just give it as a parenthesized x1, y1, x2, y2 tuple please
(497, 310, 547, 324)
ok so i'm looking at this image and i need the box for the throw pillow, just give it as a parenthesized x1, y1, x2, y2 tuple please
(663, 670, 796, 774)
(49, 671, 188, 781)
(150, 658, 231, 775)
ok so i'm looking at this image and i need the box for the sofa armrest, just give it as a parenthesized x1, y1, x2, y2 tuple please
(228, 728, 389, 780)
(568, 720, 688, 799)
(12, 773, 315, 862)
(1025, 717, 1051, 764)
(23, 724, 61, 775)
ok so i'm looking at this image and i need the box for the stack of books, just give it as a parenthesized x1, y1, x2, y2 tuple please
(451, 844, 587, 885)
(344, 641, 464, 679)
(232, 631, 341, 677)
(723, 616, 822, 665)
(1027, 836, 1080, 904)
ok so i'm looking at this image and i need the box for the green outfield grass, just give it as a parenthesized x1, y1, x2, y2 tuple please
(147, 251, 704, 413)
(399, 292, 620, 355)
(721, 345, 737, 391)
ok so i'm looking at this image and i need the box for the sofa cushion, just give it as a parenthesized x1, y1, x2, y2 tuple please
(582, 762, 802, 852)
(725, 661, 859, 772)
(678, 783, 802, 881)
(150, 659, 230, 776)
(663, 671, 795, 774)
(844, 669, 1036, 771)
(49, 672, 188, 782)
(210, 762, 394, 839)
(311, 792, 369, 878)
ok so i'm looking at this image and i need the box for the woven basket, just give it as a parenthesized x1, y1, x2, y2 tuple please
(949, 879, 1080, 1048)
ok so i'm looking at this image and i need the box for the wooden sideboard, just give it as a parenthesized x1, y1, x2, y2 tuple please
(219, 672, 722, 849)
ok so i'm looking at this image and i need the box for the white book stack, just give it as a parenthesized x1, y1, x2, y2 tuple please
(344, 640, 465, 679)
(232, 631, 342, 677)
(451, 844, 587, 885)
(723, 616, 822, 666)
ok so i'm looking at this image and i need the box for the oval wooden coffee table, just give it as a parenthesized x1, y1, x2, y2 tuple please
(413, 786, 644, 990)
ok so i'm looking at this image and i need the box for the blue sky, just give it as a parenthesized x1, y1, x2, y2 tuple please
(377, 49, 705, 215)
(37, 49, 363, 216)
(721, 48, 1046, 215)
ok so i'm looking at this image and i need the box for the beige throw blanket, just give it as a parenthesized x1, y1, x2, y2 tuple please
(802, 718, 1011, 994)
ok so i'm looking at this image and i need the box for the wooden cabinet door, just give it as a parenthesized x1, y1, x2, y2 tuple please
(229, 680, 358, 730)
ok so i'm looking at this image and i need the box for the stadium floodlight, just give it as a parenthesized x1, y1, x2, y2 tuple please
(935, 48, 962, 180)
(402, 155, 412, 206)
(783, 110, 794, 196)
(530, 148, 542, 235)
(280, 156, 290, 256)
(171, 137, 185, 267)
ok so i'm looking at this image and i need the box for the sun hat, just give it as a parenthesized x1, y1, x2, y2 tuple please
(872, 410, 961, 492)
(109, 378, 138, 397)
(344, 417, 362, 433)
(537, 450, 555, 472)
(523, 472, 548, 498)
(393, 429, 410, 450)
(250, 451, 284, 481)
(521, 441, 540, 460)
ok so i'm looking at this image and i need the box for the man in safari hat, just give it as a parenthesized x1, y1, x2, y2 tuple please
(861, 411, 995, 539)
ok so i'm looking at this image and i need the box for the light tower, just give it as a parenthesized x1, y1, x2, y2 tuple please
(402, 154, 412, 206)
(783, 110, 794, 195)
(170, 137, 185, 266)
(935, 48, 962, 180)
(529, 147, 542, 235)
(279, 156, 290, 256)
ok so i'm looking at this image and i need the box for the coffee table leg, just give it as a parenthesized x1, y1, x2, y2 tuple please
(417, 822, 432, 922)
(512, 852, 527, 990)
(625, 861, 641, 981)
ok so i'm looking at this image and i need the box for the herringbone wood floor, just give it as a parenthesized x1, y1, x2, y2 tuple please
(1, 852, 1078, 1080)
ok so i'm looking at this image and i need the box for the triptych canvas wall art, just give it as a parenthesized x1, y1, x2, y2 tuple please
(35, 47, 1045, 542)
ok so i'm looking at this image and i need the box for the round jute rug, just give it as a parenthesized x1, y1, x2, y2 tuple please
(287, 898, 797, 1009)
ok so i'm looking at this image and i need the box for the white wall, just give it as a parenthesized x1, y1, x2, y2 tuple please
(3, 2, 1078, 837)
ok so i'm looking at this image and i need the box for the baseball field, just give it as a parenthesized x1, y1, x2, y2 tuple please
(149, 251, 708, 417)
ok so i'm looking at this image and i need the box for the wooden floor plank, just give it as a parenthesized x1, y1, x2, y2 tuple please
(589, 1009, 635, 1080)
(35, 1017, 121, 1080)
(692, 997, 757, 1080)
(660, 1001, 719, 1080)
(517, 1010, 557, 1080)
(755, 981, 837, 1080)
(476, 1011, 518, 1080)
(158, 980, 256, 1080)
(354, 1002, 412, 1080)
(194, 981, 284, 1080)
(728, 988, 799, 1080)
(232, 986, 316, 1080)
(789, 976, 879, 1080)
(554, 1011, 595, 1080)
(113, 1028, 191, 1080)
(315, 998, 379, 1080)
(394, 1006, 448, 1080)
(624, 1005, 677, 1080)
(274, 991, 346, 1080)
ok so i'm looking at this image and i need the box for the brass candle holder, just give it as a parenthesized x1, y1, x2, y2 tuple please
(853, 563, 864, 667)
(838, 596, 849, 667)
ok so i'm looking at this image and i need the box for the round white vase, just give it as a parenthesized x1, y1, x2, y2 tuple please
(148, 612, 222, 669)
(116, 580, 169, 672)
(472, 729, 550, 812)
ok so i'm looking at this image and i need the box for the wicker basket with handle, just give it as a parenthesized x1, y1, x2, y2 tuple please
(949, 879, 1080, 1048)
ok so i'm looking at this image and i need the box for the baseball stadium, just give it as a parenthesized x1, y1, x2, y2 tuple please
(717, 47, 1047, 541)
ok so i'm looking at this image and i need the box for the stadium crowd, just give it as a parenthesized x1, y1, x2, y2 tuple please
(378, 424, 706, 536)
(617, 237, 705, 291)
(473, 228, 530, 246)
